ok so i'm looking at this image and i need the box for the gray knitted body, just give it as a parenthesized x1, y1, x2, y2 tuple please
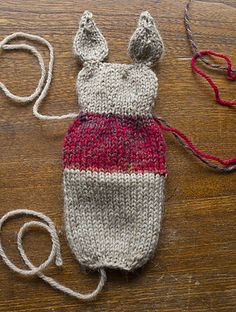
(63, 11, 167, 271)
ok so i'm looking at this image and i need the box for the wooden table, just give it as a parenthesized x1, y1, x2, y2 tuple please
(0, 1, 235, 311)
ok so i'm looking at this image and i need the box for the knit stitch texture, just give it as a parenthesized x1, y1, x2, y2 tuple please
(63, 10, 166, 271)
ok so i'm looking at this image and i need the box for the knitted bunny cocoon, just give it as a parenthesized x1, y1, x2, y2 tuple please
(63, 11, 166, 271)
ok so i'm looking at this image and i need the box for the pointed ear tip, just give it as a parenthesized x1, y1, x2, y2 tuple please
(140, 11, 153, 20)
(78, 11, 93, 27)
(81, 10, 93, 20)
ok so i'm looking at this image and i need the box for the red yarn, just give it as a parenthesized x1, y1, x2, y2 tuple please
(63, 113, 167, 174)
(155, 119, 236, 168)
(191, 50, 236, 106)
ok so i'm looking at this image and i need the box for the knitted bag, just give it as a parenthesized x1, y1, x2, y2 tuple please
(63, 10, 166, 271)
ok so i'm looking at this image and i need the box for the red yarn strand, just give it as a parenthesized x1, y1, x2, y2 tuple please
(191, 50, 236, 106)
(154, 117, 236, 171)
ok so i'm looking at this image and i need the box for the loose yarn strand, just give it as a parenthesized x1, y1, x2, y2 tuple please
(166, 1, 236, 171)
(0, 32, 78, 120)
(155, 117, 236, 172)
(184, 0, 236, 73)
(0, 209, 106, 300)
(192, 50, 236, 106)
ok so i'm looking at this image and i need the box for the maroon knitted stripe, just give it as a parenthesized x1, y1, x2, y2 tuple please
(63, 112, 167, 174)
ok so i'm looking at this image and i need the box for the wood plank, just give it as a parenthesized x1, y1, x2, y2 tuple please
(0, 0, 235, 311)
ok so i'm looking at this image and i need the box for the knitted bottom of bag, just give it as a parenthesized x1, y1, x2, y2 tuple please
(63, 169, 165, 271)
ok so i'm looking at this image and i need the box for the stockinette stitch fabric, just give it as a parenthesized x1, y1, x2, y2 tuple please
(63, 10, 166, 271)
(0, 11, 166, 300)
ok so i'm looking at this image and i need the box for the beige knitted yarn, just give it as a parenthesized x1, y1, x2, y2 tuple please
(63, 10, 166, 271)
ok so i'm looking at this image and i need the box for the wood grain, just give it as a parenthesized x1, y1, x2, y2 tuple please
(0, 0, 235, 311)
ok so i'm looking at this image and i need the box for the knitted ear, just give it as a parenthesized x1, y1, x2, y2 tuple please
(128, 11, 164, 67)
(73, 11, 108, 62)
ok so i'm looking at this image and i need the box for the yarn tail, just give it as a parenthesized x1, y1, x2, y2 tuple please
(192, 50, 236, 106)
(155, 117, 236, 172)
(0, 209, 106, 300)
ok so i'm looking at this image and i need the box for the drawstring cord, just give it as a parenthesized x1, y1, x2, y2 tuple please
(0, 32, 78, 120)
(155, 116, 236, 172)
(192, 50, 236, 106)
(0, 209, 106, 300)
(155, 48, 236, 173)
(182, 1, 236, 171)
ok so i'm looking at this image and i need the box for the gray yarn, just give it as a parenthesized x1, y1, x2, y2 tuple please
(128, 11, 164, 66)
(0, 32, 78, 120)
(77, 62, 158, 115)
(0, 209, 106, 300)
(64, 170, 165, 271)
(75, 11, 164, 116)
(73, 11, 108, 62)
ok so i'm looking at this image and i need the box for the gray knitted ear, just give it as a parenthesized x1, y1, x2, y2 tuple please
(128, 11, 164, 67)
(73, 11, 108, 62)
